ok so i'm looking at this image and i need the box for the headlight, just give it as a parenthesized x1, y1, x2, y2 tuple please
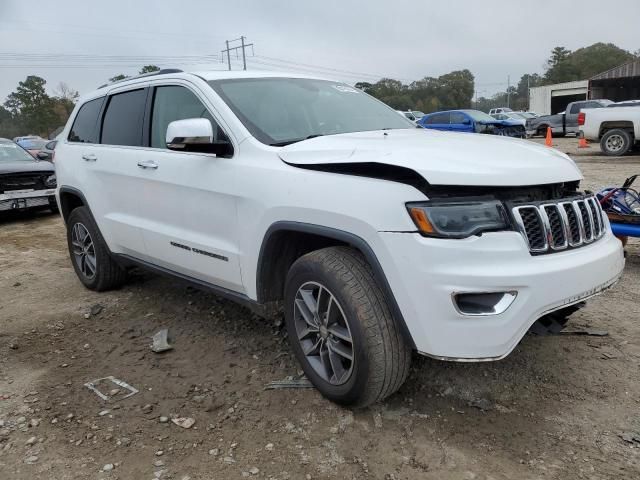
(407, 200, 509, 238)
(45, 174, 57, 188)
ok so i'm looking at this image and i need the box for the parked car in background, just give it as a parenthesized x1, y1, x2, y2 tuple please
(13, 135, 42, 143)
(16, 138, 49, 159)
(0, 138, 57, 213)
(55, 70, 623, 407)
(411, 110, 425, 121)
(517, 111, 539, 119)
(489, 107, 513, 115)
(419, 109, 525, 137)
(608, 100, 640, 108)
(397, 110, 417, 122)
(38, 139, 59, 162)
(578, 105, 640, 156)
(491, 111, 528, 127)
(525, 100, 612, 137)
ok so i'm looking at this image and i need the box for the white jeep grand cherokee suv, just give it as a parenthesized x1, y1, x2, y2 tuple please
(55, 70, 624, 407)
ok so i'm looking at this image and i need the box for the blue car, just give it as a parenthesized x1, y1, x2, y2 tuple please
(418, 109, 526, 138)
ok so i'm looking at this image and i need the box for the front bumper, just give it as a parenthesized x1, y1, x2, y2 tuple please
(0, 188, 56, 211)
(376, 229, 625, 360)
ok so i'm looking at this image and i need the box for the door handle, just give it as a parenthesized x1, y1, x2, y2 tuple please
(82, 154, 97, 162)
(137, 160, 158, 170)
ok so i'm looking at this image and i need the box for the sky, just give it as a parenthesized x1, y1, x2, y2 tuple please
(0, 0, 639, 102)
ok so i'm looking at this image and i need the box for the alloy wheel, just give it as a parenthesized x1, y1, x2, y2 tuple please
(605, 134, 624, 152)
(293, 282, 354, 385)
(71, 222, 97, 280)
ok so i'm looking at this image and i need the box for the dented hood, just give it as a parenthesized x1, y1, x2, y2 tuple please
(278, 129, 582, 186)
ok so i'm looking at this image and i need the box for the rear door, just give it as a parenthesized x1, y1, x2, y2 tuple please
(423, 112, 451, 131)
(133, 81, 243, 292)
(80, 85, 150, 257)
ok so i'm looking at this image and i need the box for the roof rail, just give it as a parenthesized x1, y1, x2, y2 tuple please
(98, 68, 184, 89)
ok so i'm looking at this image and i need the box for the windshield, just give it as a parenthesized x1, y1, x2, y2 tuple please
(465, 110, 499, 122)
(0, 142, 35, 162)
(411, 111, 425, 118)
(208, 78, 414, 146)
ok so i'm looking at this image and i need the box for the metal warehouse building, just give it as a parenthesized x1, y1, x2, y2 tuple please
(529, 58, 640, 115)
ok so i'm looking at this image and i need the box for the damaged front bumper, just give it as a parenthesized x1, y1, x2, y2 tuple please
(374, 229, 625, 361)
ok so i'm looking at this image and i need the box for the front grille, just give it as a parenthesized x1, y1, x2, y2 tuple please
(512, 196, 606, 254)
(0, 173, 49, 193)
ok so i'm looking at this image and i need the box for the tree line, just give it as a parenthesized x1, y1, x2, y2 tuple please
(1, 43, 637, 139)
(0, 65, 160, 140)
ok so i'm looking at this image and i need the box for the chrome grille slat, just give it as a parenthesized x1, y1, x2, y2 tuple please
(512, 196, 605, 255)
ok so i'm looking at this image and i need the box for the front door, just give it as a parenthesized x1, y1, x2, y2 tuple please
(134, 83, 243, 292)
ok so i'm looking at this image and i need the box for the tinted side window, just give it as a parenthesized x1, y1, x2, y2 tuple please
(428, 113, 450, 124)
(101, 89, 147, 146)
(68, 97, 104, 143)
(569, 103, 583, 114)
(150, 86, 225, 149)
(450, 112, 467, 124)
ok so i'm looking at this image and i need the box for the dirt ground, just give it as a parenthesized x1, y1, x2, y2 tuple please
(1, 137, 639, 480)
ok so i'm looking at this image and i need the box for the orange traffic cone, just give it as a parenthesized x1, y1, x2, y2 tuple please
(545, 127, 553, 147)
(578, 136, 589, 148)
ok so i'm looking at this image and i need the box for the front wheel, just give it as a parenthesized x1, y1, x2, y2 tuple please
(600, 129, 632, 156)
(284, 247, 411, 408)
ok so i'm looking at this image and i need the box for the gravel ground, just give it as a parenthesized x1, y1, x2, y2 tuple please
(1, 137, 639, 479)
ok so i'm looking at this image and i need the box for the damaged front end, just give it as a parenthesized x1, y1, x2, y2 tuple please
(476, 121, 526, 138)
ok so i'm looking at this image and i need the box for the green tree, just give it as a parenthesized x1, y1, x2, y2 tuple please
(3, 76, 57, 136)
(139, 65, 160, 74)
(109, 74, 129, 82)
(544, 43, 634, 84)
(547, 47, 572, 68)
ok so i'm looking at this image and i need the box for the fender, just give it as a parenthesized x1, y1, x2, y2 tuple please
(58, 185, 91, 223)
(257, 221, 416, 349)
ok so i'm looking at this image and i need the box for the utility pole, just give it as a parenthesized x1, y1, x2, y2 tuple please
(240, 36, 247, 70)
(506, 75, 511, 108)
(221, 36, 254, 71)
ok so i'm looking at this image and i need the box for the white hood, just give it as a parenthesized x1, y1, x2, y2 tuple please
(278, 129, 582, 186)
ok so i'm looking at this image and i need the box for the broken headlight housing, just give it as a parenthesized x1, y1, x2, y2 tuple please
(45, 174, 57, 188)
(407, 199, 509, 238)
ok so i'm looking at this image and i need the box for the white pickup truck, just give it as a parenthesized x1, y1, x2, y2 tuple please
(579, 106, 640, 156)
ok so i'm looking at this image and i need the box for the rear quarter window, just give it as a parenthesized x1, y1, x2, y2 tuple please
(68, 97, 105, 143)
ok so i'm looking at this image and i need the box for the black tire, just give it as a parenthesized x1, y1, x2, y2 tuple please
(536, 125, 549, 137)
(284, 246, 411, 408)
(49, 197, 59, 214)
(66, 206, 127, 291)
(600, 129, 632, 156)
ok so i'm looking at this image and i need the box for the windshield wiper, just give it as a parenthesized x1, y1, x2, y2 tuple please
(269, 134, 324, 147)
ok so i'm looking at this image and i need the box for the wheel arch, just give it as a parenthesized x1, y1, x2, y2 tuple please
(256, 221, 416, 349)
(58, 186, 89, 223)
(598, 121, 635, 138)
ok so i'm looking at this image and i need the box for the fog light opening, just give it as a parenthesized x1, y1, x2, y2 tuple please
(453, 291, 517, 316)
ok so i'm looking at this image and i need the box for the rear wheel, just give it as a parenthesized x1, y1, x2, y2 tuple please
(66, 206, 127, 291)
(600, 129, 632, 156)
(284, 246, 411, 408)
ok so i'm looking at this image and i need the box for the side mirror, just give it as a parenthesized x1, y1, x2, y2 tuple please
(462, 119, 471, 125)
(166, 118, 232, 157)
(36, 151, 50, 160)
